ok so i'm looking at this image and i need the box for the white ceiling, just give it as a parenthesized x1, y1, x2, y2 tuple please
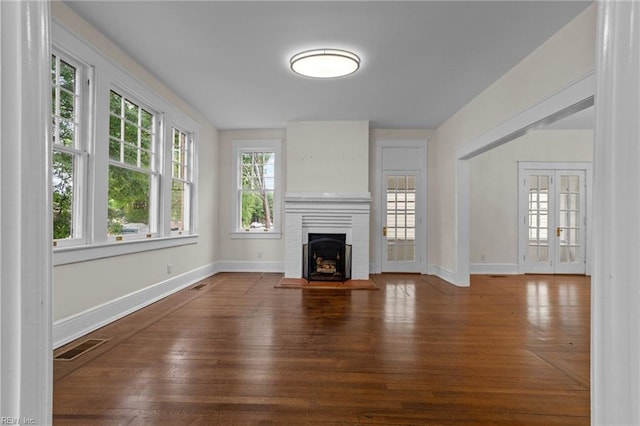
(65, 1, 592, 130)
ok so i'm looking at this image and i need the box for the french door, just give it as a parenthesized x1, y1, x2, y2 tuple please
(519, 164, 589, 274)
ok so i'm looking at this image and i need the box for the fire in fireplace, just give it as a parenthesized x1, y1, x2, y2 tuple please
(303, 233, 352, 282)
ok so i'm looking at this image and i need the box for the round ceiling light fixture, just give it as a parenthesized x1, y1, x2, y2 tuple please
(290, 48, 360, 79)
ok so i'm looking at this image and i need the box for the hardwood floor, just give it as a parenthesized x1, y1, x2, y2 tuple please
(53, 273, 590, 425)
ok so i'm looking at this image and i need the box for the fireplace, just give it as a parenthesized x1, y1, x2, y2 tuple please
(284, 192, 371, 280)
(303, 234, 352, 282)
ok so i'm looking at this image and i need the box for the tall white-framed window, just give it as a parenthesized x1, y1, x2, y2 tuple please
(107, 88, 159, 240)
(170, 127, 194, 234)
(231, 139, 282, 239)
(51, 51, 89, 247)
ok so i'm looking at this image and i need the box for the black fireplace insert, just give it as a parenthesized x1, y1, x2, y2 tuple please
(302, 233, 352, 282)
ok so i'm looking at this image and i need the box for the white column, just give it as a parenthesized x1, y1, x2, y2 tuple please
(455, 158, 470, 287)
(0, 1, 52, 423)
(592, 1, 640, 424)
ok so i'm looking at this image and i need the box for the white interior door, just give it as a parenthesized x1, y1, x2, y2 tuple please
(520, 166, 588, 274)
(376, 141, 427, 273)
(382, 171, 423, 272)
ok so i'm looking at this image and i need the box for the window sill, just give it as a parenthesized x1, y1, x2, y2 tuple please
(53, 234, 198, 266)
(230, 231, 282, 240)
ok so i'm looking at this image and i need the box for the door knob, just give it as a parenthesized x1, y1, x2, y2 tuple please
(556, 227, 562, 237)
(383, 226, 387, 237)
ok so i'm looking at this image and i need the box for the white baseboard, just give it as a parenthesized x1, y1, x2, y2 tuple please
(428, 264, 457, 284)
(469, 263, 519, 275)
(53, 262, 217, 349)
(215, 260, 284, 273)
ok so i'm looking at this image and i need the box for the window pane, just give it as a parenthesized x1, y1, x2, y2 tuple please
(569, 175, 580, 192)
(110, 91, 122, 114)
(110, 90, 155, 172)
(141, 129, 151, 151)
(53, 151, 75, 240)
(58, 119, 75, 148)
(52, 55, 78, 149)
(141, 109, 153, 131)
(51, 54, 57, 83)
(123, 143, 138, 166)
(110, 115, 122, 139)
(241, 190, 274, 229)
(108, 165, 150, 236)
(171, 128, 193, 233)
(109, 139, 121, 161)
(51, 87, 57, 116)
(124, 98, 138, 123)
(539, 176, 549, 190)
(171, 180, 187, 232)
(241, 152, 274, 190)
(59, 89, 75, 120)
(59, 60, 76, 92)
(140, 149, 151, 169)
(539, 245, 548, 262)
(124, 122, 137, 145)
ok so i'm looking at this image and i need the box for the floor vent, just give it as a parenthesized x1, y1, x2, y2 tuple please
(191, 283, 207, 290)
(55, 339, 108, 361)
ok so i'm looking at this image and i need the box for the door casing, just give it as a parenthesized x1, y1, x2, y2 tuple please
(373, 139, 428, 274)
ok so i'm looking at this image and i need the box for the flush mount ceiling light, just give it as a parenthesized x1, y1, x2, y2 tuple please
(290, 48, 360, 79)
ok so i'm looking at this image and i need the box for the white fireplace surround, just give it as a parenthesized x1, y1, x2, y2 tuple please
(284, 192, 371, 280)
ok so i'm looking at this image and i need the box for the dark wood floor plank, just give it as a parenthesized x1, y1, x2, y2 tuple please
(54, 273, 590, 424)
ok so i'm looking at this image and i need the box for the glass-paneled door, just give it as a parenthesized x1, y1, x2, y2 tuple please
(382, 171, 422, 272)
(520, 167, 587, 274)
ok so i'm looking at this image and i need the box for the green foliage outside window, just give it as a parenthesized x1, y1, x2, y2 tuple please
(53, 152, 74, 239)
(171, 180, 185, 231)
(107, 90, 153, 235)
(107, 166, 150, 235)
(240, 152, 274, 230)
(52, 54, 78, 240)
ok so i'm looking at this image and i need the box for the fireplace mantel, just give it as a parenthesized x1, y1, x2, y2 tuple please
(284, 192, 371, 280)
(285, 192, 372, 204)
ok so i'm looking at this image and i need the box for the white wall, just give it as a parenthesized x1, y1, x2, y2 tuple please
(216, 129, 287, 269)
(52, 3, 218, 329)
(216, 127, 434, 270)
(429, 5, 596, 278)
(287, 121, 369, 193)
(469, 129, 593, 267)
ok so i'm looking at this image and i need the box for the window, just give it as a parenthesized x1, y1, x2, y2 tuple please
(51, 52, 88, 247)
(171, 127, 194, 234)
(107, 89, 157, 239)
(52, 21, 199, 265)
(232, 140, 282, 238)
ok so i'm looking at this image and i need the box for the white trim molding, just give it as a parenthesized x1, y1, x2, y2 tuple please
(214, 261, 284, 274)
(469, 263, 518, 275)
(230, 139, 283, 239)
(427, 264, 457, 284)
(54, 234, 198, 266)
(372, 139, 429, 275)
